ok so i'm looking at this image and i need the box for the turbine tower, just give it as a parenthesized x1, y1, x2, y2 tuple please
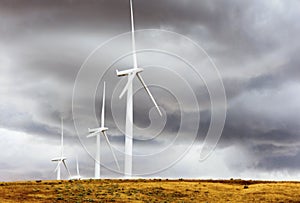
(51, 118, 71, 180)
(75, 156, 81, 180)
(87, 82, 120, 179)
(116, 0, 162, 177)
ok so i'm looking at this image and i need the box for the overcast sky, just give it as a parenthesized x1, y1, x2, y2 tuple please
(1, 0, 300, 181)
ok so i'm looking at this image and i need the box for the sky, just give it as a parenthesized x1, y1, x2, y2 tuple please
(0, 0, 300, 181)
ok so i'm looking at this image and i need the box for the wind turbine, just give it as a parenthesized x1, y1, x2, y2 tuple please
(76, 156, 81, 179)
(70, 156, 82, 180)
(87, 82, 120, 179)
(116, 0, 162, 177)
(69, 156, 82, 180)
(51, 118, 71, 180)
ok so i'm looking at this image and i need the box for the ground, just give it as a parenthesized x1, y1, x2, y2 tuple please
(0, 179, 299, 202)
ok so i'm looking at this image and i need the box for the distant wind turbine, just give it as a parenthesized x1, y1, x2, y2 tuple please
(51, 118, 71, 180)
(69, 156, 82, 180)
(116, 0, 162, 177)
(76, 156, 81, 179)
(87, 82, 120, 179)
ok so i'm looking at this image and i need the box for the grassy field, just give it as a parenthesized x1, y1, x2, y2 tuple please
(0, 179, 299, 202)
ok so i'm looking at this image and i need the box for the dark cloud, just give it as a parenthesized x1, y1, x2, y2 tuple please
(256, 150, 300, 171)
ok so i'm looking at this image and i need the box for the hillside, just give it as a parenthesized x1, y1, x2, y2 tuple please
(0, 179, 299, 202)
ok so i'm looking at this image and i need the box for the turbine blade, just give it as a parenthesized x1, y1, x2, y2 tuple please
(76, 156, 80, 177)
(54, 160, 61, 173)
(130, 0, 138, 69)
(61, 117, 64, 157)
(87, 131, 99, 138)
(119, 72, 136, 99)
(62, 160, 72, 177)
(102, 131, 120, 171)
(137, 73, 162, 116)
(101, 82, 106, 128)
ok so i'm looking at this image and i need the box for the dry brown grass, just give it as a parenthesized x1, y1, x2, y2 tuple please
(0, 179, 299, 202)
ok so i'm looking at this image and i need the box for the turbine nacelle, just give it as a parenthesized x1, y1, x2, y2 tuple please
(88, 127, 108, 134)
(51, 157, 67, 162)
(117, 67, 162, 116)
(116, 67, 143, 77)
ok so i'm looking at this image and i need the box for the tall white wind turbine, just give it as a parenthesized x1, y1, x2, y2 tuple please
(87, 82, 120, 179)
(116, 0, 162, 177)
(51, 118, 71, 180)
